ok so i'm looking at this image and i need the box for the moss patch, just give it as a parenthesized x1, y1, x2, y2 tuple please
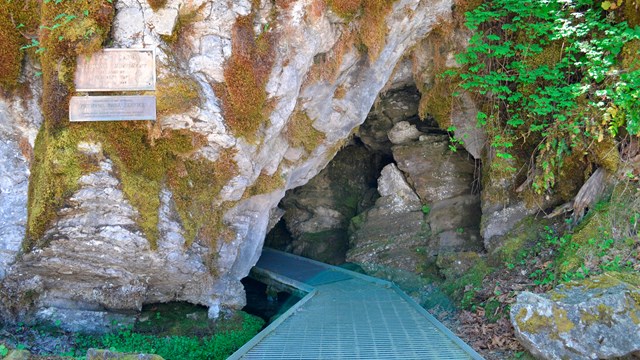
(515, 306, 574, 335)
(441, 258, 494, 309)
(285, 110, 325, 153)
(148, 0, 167, 12)
(168, 149, 238, 247)
(244, 169, 285, 198)
(40, 0, 114, 131)
(25, 127, 86, 250)
(216, 14, 275, 141)
(0, 0, 41, 91)
(157, 75, 201, 116)
(623, 0, 640, 27)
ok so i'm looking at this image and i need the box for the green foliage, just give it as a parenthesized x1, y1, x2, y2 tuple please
(73, 312, 264, 360)
(421, 204, 431, 215)
(0, 344, 8, 357)
(452, 0, 640, 192)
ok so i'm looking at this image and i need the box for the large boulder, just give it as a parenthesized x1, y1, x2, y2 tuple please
(511, 272, 640, 360)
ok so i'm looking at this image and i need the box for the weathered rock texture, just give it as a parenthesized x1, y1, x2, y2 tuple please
(275, 144, 382, 264)
(0, 0, 455, 324)
(511, 273, 640, 360)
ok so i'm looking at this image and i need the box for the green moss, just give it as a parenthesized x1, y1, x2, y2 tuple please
(327, 0, 361, 20)
(25, 127, 86, 250)
(489, 216, 539, 264)
(325, 0, 396, 61)
(441, 258, 493, 309)
(623, 0, 640, 27)
(245, 170, 285, 198)
(589, 136, 619, 173)
(168, 149, 238, 247)
(157, 75, 201, 116)
(40, 0, 114, 131)
(216, 14, 275, 141)
(0, 0, 40, 91)
(358, 0, 397, 61)
(160, 4, 206, 44)
(286, 110, 325, 153)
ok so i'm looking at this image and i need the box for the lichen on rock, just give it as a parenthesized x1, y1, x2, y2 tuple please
(511, 272, 640, 360)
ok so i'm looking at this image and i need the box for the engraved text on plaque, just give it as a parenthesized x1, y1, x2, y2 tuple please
(74, 49, 156, 91)
(69, 96, 157, 122)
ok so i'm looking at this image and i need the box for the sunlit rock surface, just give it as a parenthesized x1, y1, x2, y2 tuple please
(0, 0, 454, 323)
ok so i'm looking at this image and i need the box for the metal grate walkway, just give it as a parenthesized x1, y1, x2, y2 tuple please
(229, 248, 484, 360)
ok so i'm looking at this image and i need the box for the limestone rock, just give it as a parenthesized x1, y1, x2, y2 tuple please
(347, 209, 429, 273)
(511, 273, 640, 360)
(358, 87, 422, 154)
(2, 0, 456, 320)
(427, 194, 483, 253)
(387, 121, 423, 145)
(86, 349, 164, 360)
(3, 350, 31, 360)
(276, 145, 381, 263)
(393, 135, 476, 203)
(450, 92, 486, 160)
(377, 164, 422, 214)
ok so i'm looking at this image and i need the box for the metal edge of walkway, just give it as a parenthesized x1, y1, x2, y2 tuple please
(228, 267, 318, 360)
(228, 248, 485, 360)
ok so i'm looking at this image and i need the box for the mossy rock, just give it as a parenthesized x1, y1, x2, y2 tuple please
(0, 0, 40, 91)
(3, 350, 31, 360)
(86, 349, 164, 360)
(511, 274, 640, 359)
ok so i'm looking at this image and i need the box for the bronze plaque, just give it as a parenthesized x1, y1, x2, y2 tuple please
(69, 96, 156, 122)
(74, 49, 156, 91)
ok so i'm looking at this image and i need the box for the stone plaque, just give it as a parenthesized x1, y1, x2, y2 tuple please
(75, 49, 156, 91)
(69, 96, 156, 122)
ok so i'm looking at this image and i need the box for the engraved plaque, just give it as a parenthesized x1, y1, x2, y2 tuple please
(75, 49, 156, 91)
(70, 96, 156, 122)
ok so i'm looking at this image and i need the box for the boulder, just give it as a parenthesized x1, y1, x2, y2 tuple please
(387, 121, 423, 145)
(3, 350, 31, 360)
(393, 135, 476, 204)
(511, 273, 640, 360)
(86, 349, 164, 360)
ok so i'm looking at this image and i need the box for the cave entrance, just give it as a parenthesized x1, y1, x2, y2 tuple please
(266, 84, 483, 274)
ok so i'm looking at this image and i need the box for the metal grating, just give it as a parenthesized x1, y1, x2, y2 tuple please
(230, 249, 484, 360)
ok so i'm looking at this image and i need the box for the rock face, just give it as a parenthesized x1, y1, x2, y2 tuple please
(347, 134, 483, 272)
(511, 273, 640, 360)
(0, 0, 455, 323)
(275, 144, 382, 264)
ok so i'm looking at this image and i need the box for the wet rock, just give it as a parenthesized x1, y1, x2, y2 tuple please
(388, 121, 423, 145)
(511, 273, 640, 360)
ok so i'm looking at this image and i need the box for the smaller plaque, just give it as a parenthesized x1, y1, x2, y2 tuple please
(70, 96, 156, 122)
(75, 49, 156, 91)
